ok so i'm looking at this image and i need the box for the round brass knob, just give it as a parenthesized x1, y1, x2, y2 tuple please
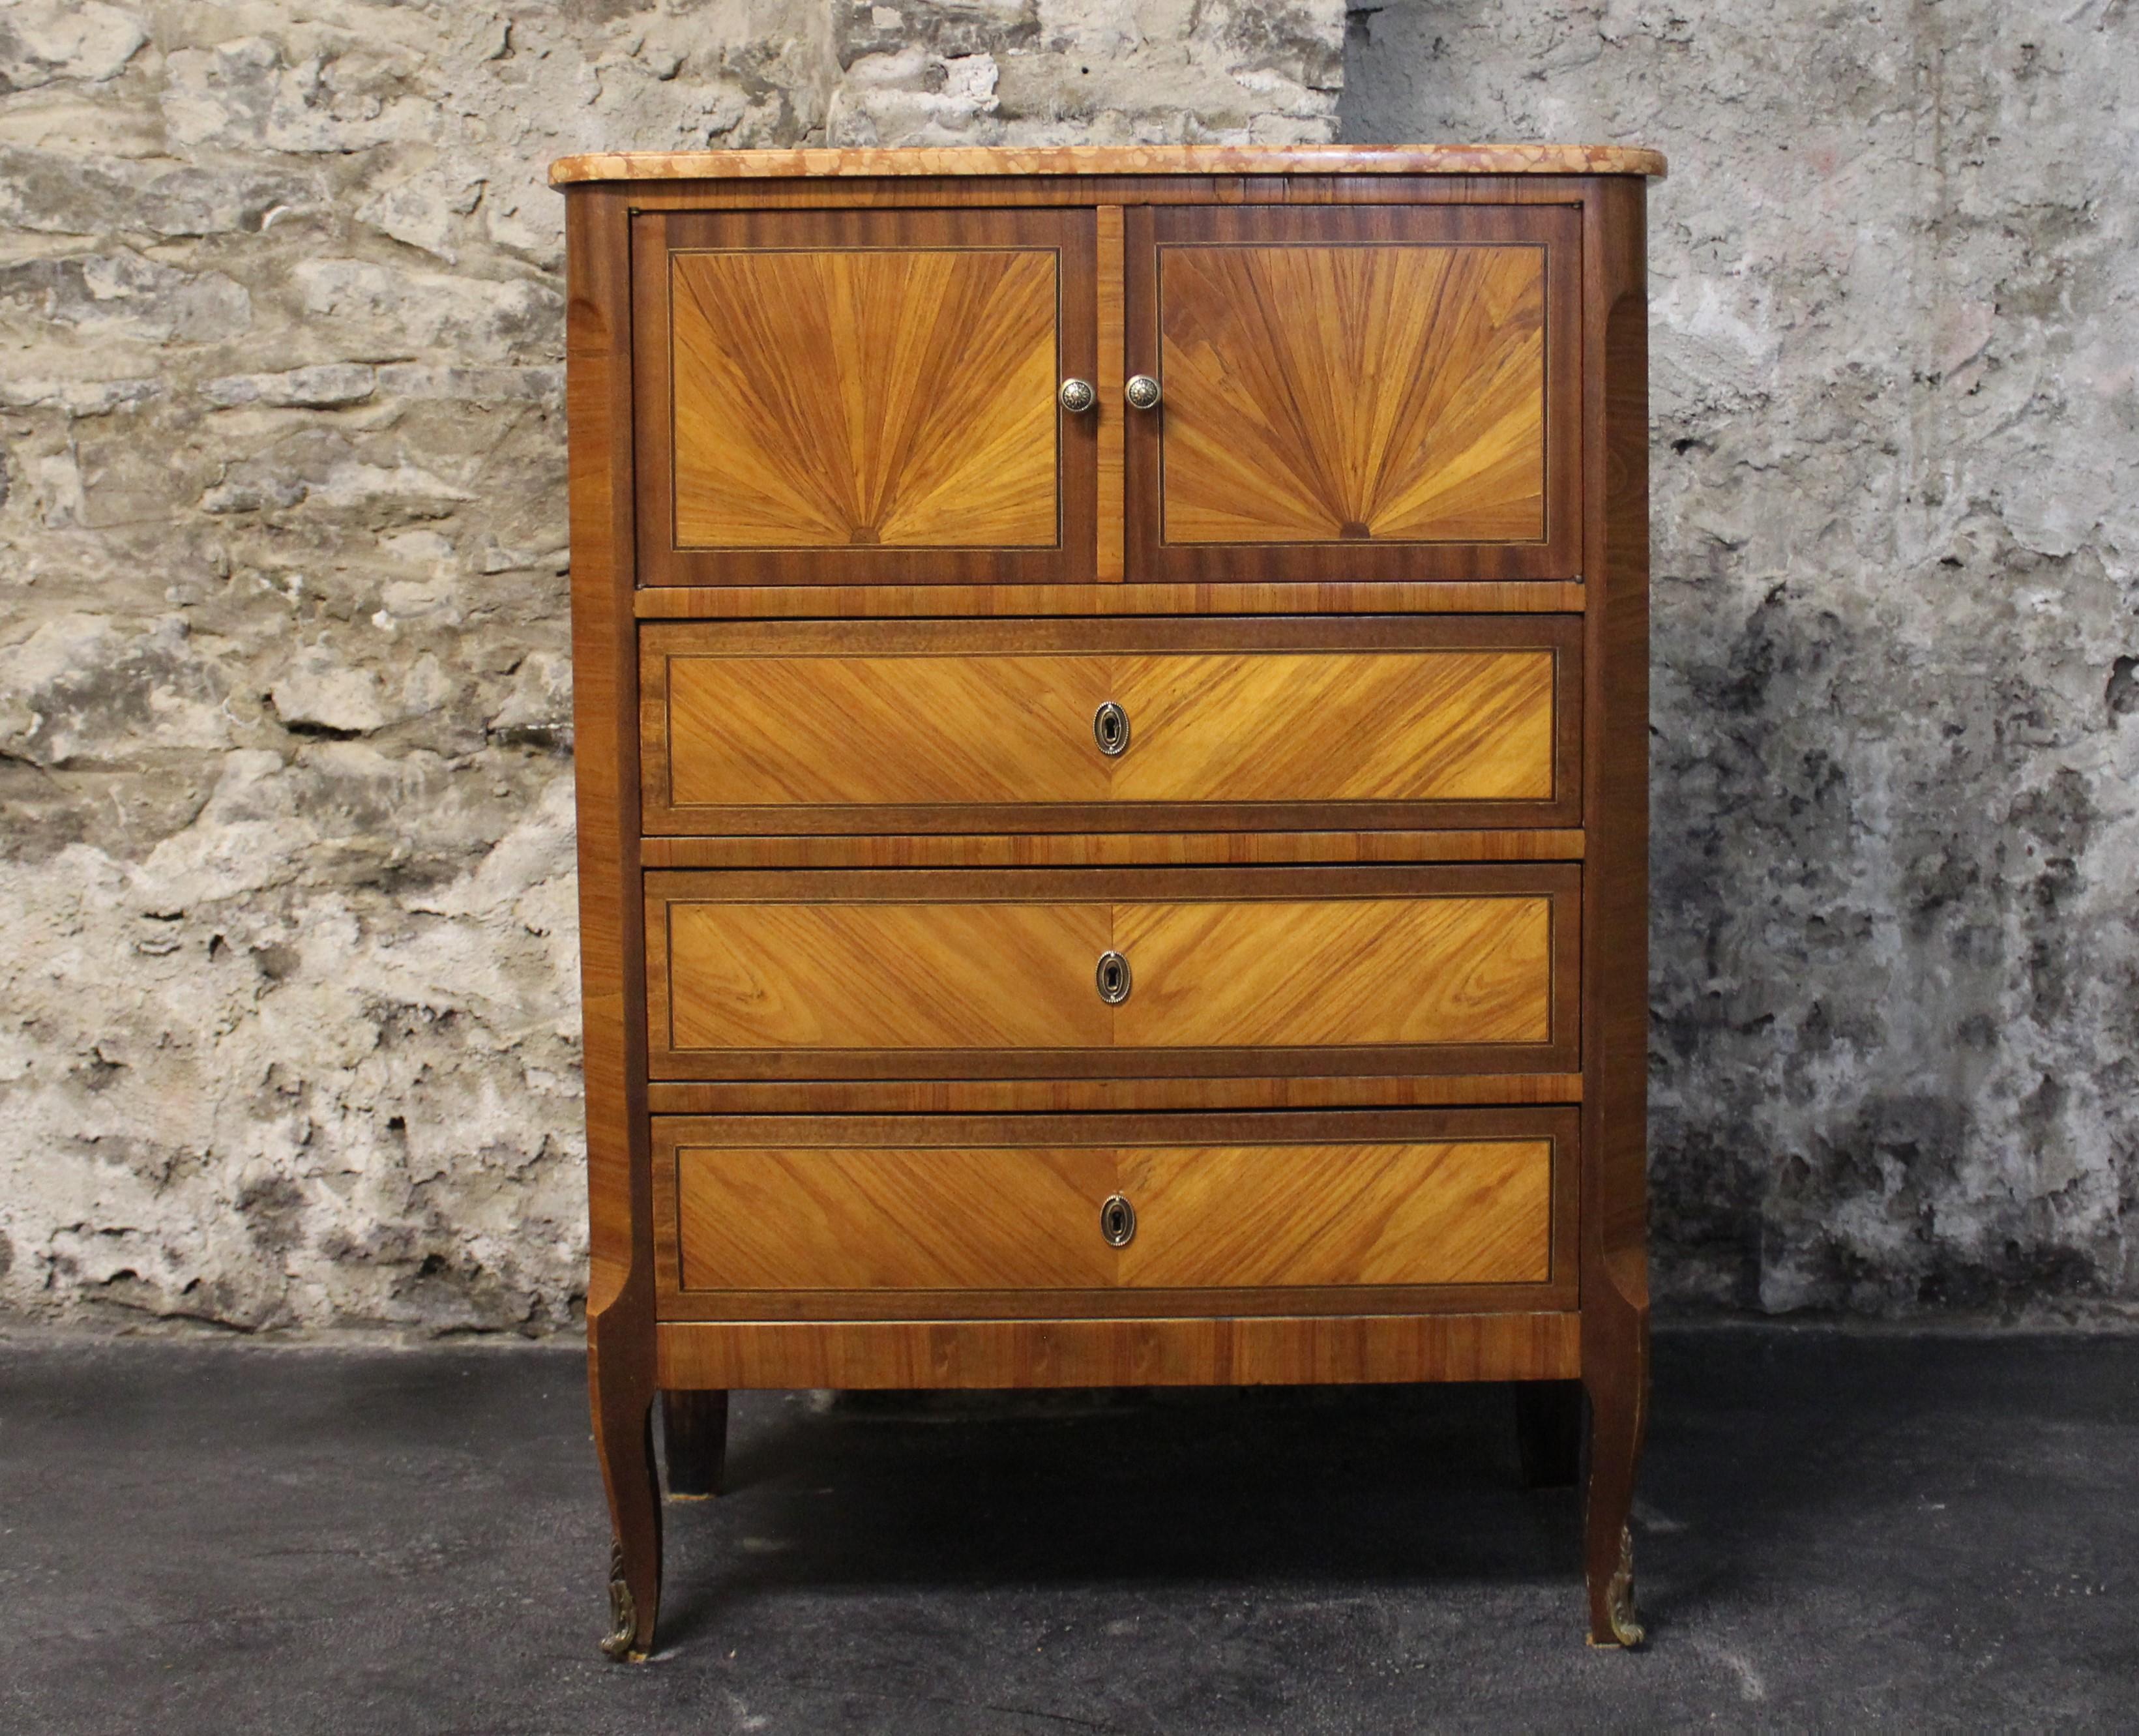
(1059, 377, 1097, 414)
(1095, 950, 1132, 1005)
(1125, 374, 1162, 411)
(1093, 701, 1129, 758)
(1099, 1194, 1138, 1248)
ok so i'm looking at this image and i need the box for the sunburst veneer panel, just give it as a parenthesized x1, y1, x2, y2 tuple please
(1160, 241, 1546, 545)
(670, 245, 1059, 549)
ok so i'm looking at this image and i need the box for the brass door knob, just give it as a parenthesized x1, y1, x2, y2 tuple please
(1125, 374, 1161, 411)
(1059, 377, 1097, 413)
(1100, 1194, 1138, 1248)
(1093, 701, 1129, 757)
(1095, 950, 1132, 1005)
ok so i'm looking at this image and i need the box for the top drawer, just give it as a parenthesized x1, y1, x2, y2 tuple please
(641, 617, 1581, 836)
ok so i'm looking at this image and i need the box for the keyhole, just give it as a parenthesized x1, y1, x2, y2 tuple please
(1095, 950, 1132, 1005)
(1100, 1194, 1137, 1248)
(1094, 701, 1129, 758)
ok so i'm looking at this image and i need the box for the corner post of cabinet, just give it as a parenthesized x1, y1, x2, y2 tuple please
(565, 183, 663, 1661)
(1577, 173, 1652, 1648)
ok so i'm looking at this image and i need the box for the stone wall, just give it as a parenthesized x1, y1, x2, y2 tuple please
(1345, 1, 2138, 1317)
(0, 1, 1344, 1331)
(8, 0, 2130, 1335)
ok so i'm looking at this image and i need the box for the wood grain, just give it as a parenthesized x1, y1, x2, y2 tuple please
(1160, 243, 1546, 544)
(1125, 204, 1583, 585)
(638, 615, 1582, 838)
(635, 207, 1096, 588)
(1110, 649, 1554, 801)
(550, 143, 1668, 184)
(1096, 205, 1126, 581)
(657, 651, 1113, 808)
(1578, 173, 1654, 1647)
(663, 899, 1112, 1051)
(1113, 895, 1554, 1048)
(670, 244, 1058, 550)
(672, 1138, 1550, 1292)
(565, 184, 664, 1662)
(647, 866, 1575, 1075)
(651, 647, 1554, 812)
(656, 1311, 1583, 1389)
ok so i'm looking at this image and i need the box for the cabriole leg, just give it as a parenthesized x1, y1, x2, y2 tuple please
(591, 1317, 662, 1662)
(1582, 1313, 1648, 1647)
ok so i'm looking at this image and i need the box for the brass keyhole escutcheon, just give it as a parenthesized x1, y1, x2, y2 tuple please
(1093, 701, 1129, 758)
(1095, 950, 1132, 1005)
(1100, 1194, 1137, 1248)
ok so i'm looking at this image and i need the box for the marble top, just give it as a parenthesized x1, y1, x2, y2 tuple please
(549, 143, 1668, 186)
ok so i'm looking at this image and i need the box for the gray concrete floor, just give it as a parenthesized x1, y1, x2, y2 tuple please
(1, 1327, 2134, 1733)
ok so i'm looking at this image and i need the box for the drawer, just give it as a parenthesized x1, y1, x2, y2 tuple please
(640, 617, 1580, 834)
(645, 864, 1579, 1079)
(651, 1108, 1578, 1314)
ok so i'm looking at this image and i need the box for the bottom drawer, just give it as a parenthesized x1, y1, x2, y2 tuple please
(653, 1109, 1576, 1317)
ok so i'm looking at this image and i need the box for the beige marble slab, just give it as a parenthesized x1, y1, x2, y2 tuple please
(549, 143, 1666, 187)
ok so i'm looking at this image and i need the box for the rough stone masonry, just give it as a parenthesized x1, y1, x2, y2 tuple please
(3, 0, 2131, 1334)
(0, 1, 1345, 1332)
(1346, 1, 2138, 1317)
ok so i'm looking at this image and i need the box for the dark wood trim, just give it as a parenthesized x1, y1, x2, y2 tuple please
(630, 580, 1587, 618)
(638, 613, 1583, 836)
(643, 1073, 1584, 1115)
(640, 831, 1587, 870)
(634, 205, 1097, 589)
(1125, 203, 1583, 586)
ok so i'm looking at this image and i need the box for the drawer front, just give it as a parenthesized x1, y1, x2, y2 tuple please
(641, 617, 1580, 834)
(645, 865, 1578, 1079)
(653, 1108, 1576, 1314)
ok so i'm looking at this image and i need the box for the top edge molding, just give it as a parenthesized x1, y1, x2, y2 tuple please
(549, 143, 1668, 188)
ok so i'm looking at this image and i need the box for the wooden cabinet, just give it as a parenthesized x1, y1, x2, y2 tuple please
(557, 143, 1661, 1663)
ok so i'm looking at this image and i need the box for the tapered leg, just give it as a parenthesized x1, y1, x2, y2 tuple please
(1582, 1308, 1648, 1647)
(1514, 1380, 1583, 1488)
(662, 1389, 730, 1499)
(591, 1312, 662, 1662)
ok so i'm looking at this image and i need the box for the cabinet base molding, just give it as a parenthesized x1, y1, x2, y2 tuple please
(655, 1310, 1580, 1390)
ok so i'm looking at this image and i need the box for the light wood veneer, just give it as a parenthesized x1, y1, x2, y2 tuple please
(561, 146, 1655, 1659)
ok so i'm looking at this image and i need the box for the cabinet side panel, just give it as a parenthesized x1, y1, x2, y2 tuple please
(566, 183, 662, 1658)
(568, 186, 651, 1321)
(1579, 174, 1651, 1643)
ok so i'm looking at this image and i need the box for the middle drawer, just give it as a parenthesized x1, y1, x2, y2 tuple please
(640, 616, 1582, 835)
(645, 864, 1579, 1080)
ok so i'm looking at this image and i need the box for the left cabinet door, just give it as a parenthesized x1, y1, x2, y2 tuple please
(633, 207, 1097, 587)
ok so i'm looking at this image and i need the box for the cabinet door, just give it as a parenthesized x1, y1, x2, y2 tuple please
(634, 207, 1096, 586)
(1125, 204, 1580, 584)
